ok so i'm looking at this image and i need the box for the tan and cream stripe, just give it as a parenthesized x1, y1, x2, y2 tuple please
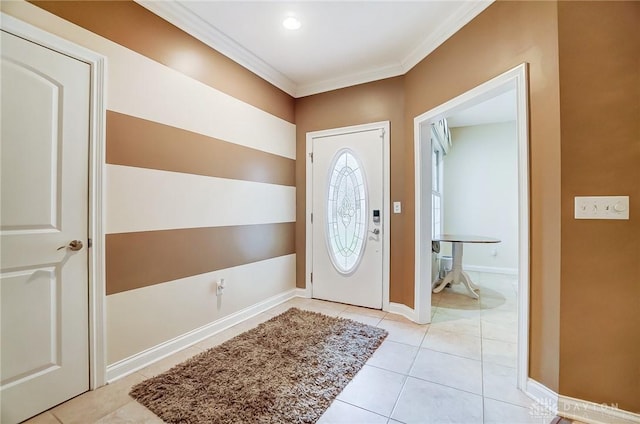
(106, 165, 295, 234)
(107, 111, 295, 186)
(4, 0, 297, 365)
(29, 0, 295, 123)
(106, 254, 296, 364)
(106, 223, 295, 295)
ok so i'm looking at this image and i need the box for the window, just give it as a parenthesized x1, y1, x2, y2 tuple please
(325, 149, 367, 274)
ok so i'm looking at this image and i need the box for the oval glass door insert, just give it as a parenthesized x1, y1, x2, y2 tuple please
(326, 149, 368, 274)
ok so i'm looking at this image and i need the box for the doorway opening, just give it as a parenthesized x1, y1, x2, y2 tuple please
(413, 64, 530, 389)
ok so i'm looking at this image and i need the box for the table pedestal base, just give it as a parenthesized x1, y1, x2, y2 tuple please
(433, 242, 479, 299)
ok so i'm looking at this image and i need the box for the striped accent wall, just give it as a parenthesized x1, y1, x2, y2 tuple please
(3, 1, 296, 366)
(29, 0, 294, 123)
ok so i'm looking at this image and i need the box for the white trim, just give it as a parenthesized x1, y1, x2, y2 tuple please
(294, 287, 310, 299)
(88, 42, 108, 393)
(295, 63, 403, 98)
(413, 116, 433, 325)
(558, 396, 640, 424)
(413, 63, 530, 386)
(106, 288, 300, 382)
(382, 124, 391, 312)
(305, 137, 314, 300)
(299, 0, 492, 97)
(135, 1, 492, 98)
(1, 13, 108, 390)
(135, 0, 296, 97)
(462, 265, 518, 275)
(305, 122, 391, 312)
(525, 379, 640, 424)
(525, 378, 559, 415)
(401, 1, 494, 73)
(387, 302, 417, 323)
(514, 64, 531, 393)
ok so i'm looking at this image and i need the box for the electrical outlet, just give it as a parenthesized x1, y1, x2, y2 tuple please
(216, 278, 225, 295)
(574, 196, 629, 220)
(393, 201, 402, 214)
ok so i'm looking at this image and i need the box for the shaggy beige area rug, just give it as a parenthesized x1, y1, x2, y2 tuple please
(130, 307, 388, 423)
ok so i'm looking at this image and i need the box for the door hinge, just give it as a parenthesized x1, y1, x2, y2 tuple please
(309, 152, 313, 162)
(87, 238, 92, 248)
(311, 212, 313, 223)
(380, 128, 386, 139)
(310, 272, 313, 283)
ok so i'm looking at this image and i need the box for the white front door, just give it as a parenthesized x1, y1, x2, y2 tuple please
(1, 30, 90, 423)
(311, 127, 385, 309)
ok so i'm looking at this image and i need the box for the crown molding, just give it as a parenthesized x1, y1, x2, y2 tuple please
(295, 63, 404, 98)
(401, 0, 494, 73)
(299, 0, 493, 98)
(135, 0, 297, 97)
(136, 0, 493, 98)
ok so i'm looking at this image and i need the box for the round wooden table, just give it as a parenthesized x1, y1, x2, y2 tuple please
(432, 234, 501, 299)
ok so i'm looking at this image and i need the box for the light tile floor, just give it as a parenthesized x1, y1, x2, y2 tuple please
(27, 272, 557, 424)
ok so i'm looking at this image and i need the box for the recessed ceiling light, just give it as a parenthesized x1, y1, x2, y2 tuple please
(282, 16, 301, 30)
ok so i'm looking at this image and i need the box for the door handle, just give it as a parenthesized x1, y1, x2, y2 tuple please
(370, 228, 380, 235)
(57, 240, 83, 251)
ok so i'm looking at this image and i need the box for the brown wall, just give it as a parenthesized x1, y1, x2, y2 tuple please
(106, 223, 295, 295)
(406, 0, 563, 390)
(106, 111, 295, 187)
(295, 1, 565, 392)
(294, 77, 407, 302)
(557, 1, 640, 412)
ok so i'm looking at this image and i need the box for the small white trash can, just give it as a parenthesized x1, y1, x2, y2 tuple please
(439, 255, 453, 279)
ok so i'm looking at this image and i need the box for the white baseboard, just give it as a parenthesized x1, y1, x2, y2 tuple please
(524, 378, 640, 424)
(525, 378, 559, 415)
(387, 302, 417, 322)
(106, 288, 299, 383)
(295, 287, 310, 298)
(558, 396, 640, 424)
(463, 265, 518, 275)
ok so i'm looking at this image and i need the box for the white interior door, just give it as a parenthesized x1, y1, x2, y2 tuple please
(311, 128, 384, 309)
(1, 30, 90, 423)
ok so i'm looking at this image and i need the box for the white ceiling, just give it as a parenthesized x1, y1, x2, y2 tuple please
(137, 1, 493, 98)
(447, 89, 516, 128)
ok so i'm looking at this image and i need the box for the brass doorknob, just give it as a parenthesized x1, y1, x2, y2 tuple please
(57, 240, 83, 251)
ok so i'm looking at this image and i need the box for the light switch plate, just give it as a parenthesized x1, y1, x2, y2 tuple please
(393, 201, 402, 214)
(574, 196, 629, 220)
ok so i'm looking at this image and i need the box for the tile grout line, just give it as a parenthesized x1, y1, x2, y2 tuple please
(397, 371, 488, 398)
(385, 326, 428, 421)
(328, 399, 389, 422)
(419, 345, 482, 362)
(386, 377, 409, 424)
(479, 289, 487, 424)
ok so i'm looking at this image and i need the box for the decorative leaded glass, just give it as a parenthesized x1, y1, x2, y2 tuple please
(325, 149, 367, 274)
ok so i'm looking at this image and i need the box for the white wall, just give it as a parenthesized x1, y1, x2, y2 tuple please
(442, 122, 518, 274)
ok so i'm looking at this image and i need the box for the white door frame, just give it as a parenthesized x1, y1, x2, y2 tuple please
(305, 121, 390, 311)
(414, 63, 530, 389)
(1, 13, 107, 389)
